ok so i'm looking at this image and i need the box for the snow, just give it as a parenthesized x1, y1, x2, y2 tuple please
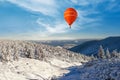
(0, 40, 90, 80)
(48, 58, 82, 68)
(0, 58, 81, 80)
(58, 58, 120, 80)
(0, 40, 119, 80)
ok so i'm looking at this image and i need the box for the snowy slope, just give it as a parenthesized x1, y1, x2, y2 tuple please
(0, 58, 82, 80)
(58, 58, 120, 80)
(0, 40, 90, 80)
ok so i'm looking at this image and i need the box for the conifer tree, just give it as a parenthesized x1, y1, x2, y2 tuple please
(98, 45, 105, 59)
(111, 49, 118, 58)
(106, 48, 111, 59)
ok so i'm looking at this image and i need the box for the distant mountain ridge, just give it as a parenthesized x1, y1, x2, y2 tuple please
(69, 37, 120, 56)
(30, 39, 91, 49)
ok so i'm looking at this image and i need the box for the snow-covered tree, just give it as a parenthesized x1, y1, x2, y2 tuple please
(13, 47, 19, 61)
(91, 54, 95, 60)
(98, 45, 105, 59)
(106, 48, 111, 59)
(29, 47, 35, 59)
(111, 49, 118, 58)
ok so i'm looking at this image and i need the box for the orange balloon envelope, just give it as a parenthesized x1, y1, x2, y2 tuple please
(64, 8, 78, 28)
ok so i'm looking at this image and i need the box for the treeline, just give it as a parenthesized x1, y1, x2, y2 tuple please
(91, 45, 120, 60)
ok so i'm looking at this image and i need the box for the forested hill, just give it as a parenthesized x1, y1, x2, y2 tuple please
(69, 37, 120, 56)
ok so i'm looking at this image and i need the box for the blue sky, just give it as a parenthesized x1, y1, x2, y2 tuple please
(0, 0, 120, 40)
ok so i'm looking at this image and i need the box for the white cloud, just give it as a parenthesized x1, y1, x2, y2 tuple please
(71, 0, 105, 6)
(37, 18, 68, 34)
(6, 0, 58, 16)
(71, 0, 89, 6)
(106, 0, 120, 12)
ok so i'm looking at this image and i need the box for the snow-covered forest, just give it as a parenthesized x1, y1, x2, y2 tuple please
(57, 45, 120, 80)
(58, 58, 120, 80)
(0, 40, 119, 80)
(0, 40, 90, 80)
(0, 40, 90, 63)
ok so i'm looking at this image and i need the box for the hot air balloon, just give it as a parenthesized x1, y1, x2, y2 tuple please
(64, 8, 78, 28)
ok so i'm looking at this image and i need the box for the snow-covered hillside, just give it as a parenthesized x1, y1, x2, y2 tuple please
(58, 58, 120, 80)
(0, 58, 82, 80)
(0, 40, 90, 63)
(0, 40, 91, 80)
(0, 40, 120, 80)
